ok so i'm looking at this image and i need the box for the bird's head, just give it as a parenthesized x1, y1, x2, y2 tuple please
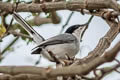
(65, 24, 86, 41)
(65, 24, 84, 33)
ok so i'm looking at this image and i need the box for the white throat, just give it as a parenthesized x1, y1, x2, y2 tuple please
(72, 27, 85, 41)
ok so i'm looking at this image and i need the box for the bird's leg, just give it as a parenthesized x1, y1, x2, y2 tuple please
(65, 54, 75, 60)
(47, 50, 65, 65)
(62, 54, 75, 66)
(47, 50, 60, 63)
(65, 53, 71, 60)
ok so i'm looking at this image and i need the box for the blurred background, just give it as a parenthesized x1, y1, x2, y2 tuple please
(0, 0, 120, 80)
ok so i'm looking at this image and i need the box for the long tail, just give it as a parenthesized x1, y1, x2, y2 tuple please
(13, 12, 45, 44)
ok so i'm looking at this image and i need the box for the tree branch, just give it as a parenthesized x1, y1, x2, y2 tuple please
(82, 20, 120, 63)
(0, 40, 119, 79)
(0, 0, 119, 13)
(76, 9, 120, 20)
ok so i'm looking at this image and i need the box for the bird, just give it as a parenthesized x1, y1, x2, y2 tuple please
(13, 11, 93, 61)
(31, 25, 85, 61)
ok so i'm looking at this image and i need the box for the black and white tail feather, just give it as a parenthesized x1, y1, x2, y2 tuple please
(13, 12, 45, 44)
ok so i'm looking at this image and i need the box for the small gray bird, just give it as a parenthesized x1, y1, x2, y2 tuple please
(13, 12, 93, 61)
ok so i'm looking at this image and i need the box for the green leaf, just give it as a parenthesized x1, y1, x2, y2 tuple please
(32, 13, 39, 16)
(0, 39, 2, 42)
(13, 0, 17, 2)
(27, 39, 33, 45)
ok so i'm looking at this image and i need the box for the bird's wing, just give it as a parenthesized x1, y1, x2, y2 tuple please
(33, 33, 77, 48)
(13, 12, 45, 44)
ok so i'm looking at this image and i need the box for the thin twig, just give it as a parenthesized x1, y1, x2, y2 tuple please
(1, 37, 19, 55)
(60, 11, 74, 33)
(94, 64, 120, 80)
(35, 55, 41, 65)
(76, 9, 119, 19)
(80, 15, 94, 41)
(6, 18, 14, 32)
(8, 30, 32, 40)
(1, 12, 15, 55)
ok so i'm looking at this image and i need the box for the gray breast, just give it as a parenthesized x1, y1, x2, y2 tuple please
(42, 35, 80, 61)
